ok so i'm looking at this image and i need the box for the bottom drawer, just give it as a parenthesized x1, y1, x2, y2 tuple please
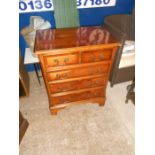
(50, 87, 105, 105)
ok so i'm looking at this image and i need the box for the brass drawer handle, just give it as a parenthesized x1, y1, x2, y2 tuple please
(98, 68, 102, 74)
(56, 73, 69, 80)
(92, 81, 100, 87)
(54, 59, 59, 65)
(62, 73, 68, 79)
(87, 81, 92, 87)
(58, 98, 63, 104)
(94, 92, 99, 97)
(58, 87, 63, 92)
(58, 97, 70, 104)
(64, 57, 69, 64)
(95, 81, 100, 85)
(87, 93, 92, 98)
(56, 74, 60, 79)
(89, 69, 101, 75)
(54, 57, 69, 66)
(58, 86, 69, 92)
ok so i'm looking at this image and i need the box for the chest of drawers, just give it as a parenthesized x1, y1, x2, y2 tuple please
(35, 26, 119, 115)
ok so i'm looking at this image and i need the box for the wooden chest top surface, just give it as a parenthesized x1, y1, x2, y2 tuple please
(35, 26, 119, 53)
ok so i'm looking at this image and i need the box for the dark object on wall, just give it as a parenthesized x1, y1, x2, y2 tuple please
(19, 51, 29, 97)
(104, 9, 135, 86)
(19, 111, 29, 144)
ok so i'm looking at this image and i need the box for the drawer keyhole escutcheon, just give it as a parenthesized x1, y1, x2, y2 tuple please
(90, 54, 96, 62)
(88, 70, 94, 75)
(99, 53, 104, 60)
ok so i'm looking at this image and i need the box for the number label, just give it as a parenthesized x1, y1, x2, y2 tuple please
(19, 0, 53, 13)
(77, 0, 115, 9)
(19, 0, 116, 13)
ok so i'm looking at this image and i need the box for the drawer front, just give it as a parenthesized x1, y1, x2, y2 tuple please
(79, 77, 107, 89)
(44, 53, 78, 67)
(81, 49, 112, 63)
(49, 80, 78, 93)
(51, 88, 105, 105)
(47, 63, 109, 81)
(49, 77, 107, 93)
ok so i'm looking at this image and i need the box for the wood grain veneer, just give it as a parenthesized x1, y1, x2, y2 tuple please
(35, 26, 120, 115)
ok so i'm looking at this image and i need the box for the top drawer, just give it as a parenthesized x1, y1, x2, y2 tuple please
(44, 53, 79, 67)
(81, 49, 113, 63)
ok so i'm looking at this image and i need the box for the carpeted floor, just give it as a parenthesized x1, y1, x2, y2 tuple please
(19, 72, 134, 155)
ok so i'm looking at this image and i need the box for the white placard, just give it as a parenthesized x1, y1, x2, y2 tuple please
(19, 0, 116, 13)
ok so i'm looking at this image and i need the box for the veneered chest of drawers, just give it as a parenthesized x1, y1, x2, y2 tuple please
(35, 26, 120, 115)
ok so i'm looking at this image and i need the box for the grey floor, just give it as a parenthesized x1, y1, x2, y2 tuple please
(20, 72, 135, 155)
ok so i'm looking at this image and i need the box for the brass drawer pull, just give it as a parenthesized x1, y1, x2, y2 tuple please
(58, 98, 64, 104)
(54, 59, 59, 65)
(56, 73, 69, 80)
(95, 81, 100, 85)
(87, 93, 92, 98)
(58, 87, 63, 92)
(58, 97, 70, 104)
(58, 86, 70, 92)
(92, 81, 100, 87)
(98, 68, 102, 74)
(87, 81, 92, 87)
(54, 57, 69, 66)
(56, 74, 60, 79)
(62, 73, 68, 79)
(64, 57, 69, 64)
(94, 93, 99, 97)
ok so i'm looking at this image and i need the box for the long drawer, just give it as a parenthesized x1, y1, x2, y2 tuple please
(50, 87, 105, 105)
(47, 63, 110, 81)
(49, 76, 107, 93)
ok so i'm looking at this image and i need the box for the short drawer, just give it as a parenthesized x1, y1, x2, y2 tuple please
(81, 49, 112, 63)
(50, 87, 105, 105)
(49, 76, 107, 93)
(47, 63, 109, 81)
(44, 53, 79, 67)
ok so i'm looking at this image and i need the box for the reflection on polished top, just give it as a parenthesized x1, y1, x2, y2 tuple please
(35, 26, 118, 53)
